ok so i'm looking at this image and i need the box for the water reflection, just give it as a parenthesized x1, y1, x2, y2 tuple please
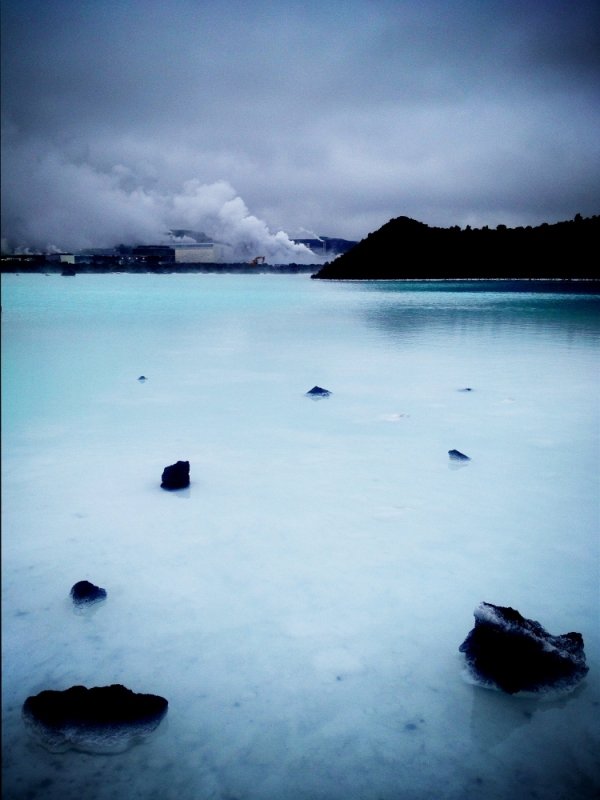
(468, 682, 585, 749)
(448, 460, 470, 471)
(352, 283, 600, 343)
(171, 487, 191, 500)
(355, 279, 600, 295)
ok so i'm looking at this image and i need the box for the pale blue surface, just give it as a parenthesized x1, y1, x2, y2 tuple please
(2, 274, 599, 799)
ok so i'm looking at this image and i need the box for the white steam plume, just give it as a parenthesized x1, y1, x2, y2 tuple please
(298, 227, 324, 243)
(0, 141, 321, 263)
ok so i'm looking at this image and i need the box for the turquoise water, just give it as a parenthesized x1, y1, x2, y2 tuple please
(2, 274, 599, 799)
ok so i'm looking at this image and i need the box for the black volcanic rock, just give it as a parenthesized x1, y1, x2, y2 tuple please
(22, 684, 168, 753)
(448, 449, 470, 461)
(459, 602, 588, 695)
(70, 580, 107, 606)
(311, 214, 600, 280)
(161, 460, 190, 490)
(306, 386, 331, 398)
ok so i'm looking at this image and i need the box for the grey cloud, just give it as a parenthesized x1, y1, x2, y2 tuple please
(2, 0, 599, 253)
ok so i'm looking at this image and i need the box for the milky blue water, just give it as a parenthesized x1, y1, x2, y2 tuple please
(2, 274, 599, 799)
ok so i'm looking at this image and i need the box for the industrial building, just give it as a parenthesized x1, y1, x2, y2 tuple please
(174, 242, 233, 263)
(132, 246, 175, 263)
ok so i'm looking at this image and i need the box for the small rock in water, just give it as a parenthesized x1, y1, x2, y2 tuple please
(138, 375, 147, 382)
(161, 460, 190, 490)
(459, 602, 589, 695)
(306, 386, 331, 398)
(70, 580, 107, 606)
(448, 449, 470, 461)
(459, 387, 473, 392)
(22, 684, 168, 753)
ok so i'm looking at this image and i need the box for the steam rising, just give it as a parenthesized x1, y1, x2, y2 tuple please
(2, 0, 600, 254)
(0, 144, 319, 263)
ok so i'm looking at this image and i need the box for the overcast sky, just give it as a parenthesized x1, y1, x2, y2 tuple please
(2, 0, 599, 255)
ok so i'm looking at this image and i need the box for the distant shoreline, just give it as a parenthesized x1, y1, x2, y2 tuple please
(2, 269, 600, 292)
(2, 267, 599, 282)
(0, 262, 319, 275)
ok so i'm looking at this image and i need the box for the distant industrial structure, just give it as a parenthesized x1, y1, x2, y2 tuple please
(131, 245, 175, 263)
(291, 236, 357, 258)
(173, 242, 233, 263)
(1, 230, 358, 272)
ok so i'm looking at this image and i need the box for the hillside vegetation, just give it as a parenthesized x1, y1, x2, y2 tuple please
(312, 214, 599, 280)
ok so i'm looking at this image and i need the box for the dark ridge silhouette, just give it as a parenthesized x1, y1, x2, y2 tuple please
(312, 214, 600, 281)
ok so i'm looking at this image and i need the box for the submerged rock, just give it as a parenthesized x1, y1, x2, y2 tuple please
(458, 387, 473, 392)
(448, 449, 470, 461)
(161, 460, 190, 490)
(70, 580, 107, 606)
(459, 602, 588, 695)
(22, 684, 168, 753)
(306, 386, 331, 398)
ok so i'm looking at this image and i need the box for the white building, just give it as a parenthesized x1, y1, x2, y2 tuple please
(174, 242, 233, 263)
(46, 253, 76, 264)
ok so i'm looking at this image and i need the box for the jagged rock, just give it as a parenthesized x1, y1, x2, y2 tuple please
(70, 580, 107, 606)
(459, 602, 589, 695)
(161, 460, 190, 490)
(449, 449, 470, 461)
(306, 386, 331, 398)
(22, 684, 168, 753)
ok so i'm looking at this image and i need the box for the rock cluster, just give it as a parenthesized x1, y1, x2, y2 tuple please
(23, 578, 168, 751)
(21, 379, 590, 763)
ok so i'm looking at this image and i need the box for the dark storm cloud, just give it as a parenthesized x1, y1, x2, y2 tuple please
(2, 0, 599, 253)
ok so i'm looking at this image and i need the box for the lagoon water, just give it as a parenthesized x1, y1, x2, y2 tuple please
(2, 274, 599, 799)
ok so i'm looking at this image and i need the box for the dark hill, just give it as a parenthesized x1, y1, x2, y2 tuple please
(312, 214, 600, 280)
